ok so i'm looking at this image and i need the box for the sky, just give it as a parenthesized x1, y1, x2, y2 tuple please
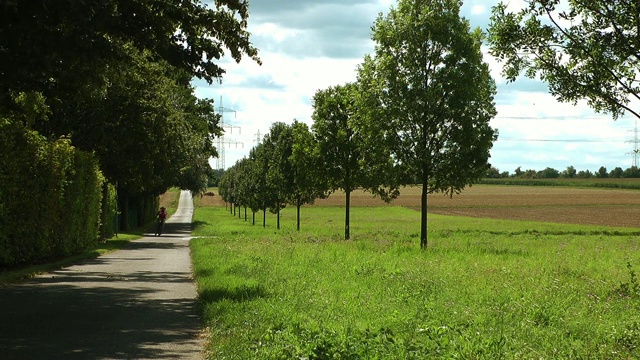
(193, 0, 640, 174)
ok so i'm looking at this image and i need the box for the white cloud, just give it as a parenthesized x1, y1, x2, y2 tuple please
(196, 0, 639, 172)
(253, 23, 298, 42)
(471, 5, 485, 15)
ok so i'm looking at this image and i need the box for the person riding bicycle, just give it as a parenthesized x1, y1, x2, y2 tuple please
(155, 207, 167, 236)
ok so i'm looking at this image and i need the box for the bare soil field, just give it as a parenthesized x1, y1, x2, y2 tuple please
(202, 185, 640, 228)
(318, 185, 640, 228)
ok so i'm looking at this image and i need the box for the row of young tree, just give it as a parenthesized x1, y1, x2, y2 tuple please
(220, 0, 498, 249)
(487, 166, 640, 179)
(219, 0, 640, 249)
(0, 1, 260, 264)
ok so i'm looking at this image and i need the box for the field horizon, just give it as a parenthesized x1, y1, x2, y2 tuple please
(201, 183, 640, 228)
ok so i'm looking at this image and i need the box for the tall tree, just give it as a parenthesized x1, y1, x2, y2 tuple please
(488, 1, 640, 121)
(596, 166, 608, 178)
(175, 97, 224, 194)
(233, 157, 255, 222)
(289, 120, 329, 231)
(249, 142, 275, 227)
(358, 0, 497, 248)
(561, 166, 577, 179)
(264, 122, 294, 230)
(312, 83, 368, 240)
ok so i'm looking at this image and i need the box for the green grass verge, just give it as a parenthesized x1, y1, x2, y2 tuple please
(192, 206, 640, 359)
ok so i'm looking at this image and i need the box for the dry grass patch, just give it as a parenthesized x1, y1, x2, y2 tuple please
(197, 190, 224, 207)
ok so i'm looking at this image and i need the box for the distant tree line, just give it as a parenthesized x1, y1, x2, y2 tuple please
(0, 1, 259, 266)
(219, 0, 498, 249)
(486, 165, 640, 179)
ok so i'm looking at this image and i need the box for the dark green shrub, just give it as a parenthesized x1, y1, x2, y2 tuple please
(0, 119, 104, 266)
(100, 182, 117, 240)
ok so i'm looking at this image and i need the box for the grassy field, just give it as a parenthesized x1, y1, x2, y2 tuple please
(192, 187, 640, 359)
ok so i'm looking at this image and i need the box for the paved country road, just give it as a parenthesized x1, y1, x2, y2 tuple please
(0, 190, 204, 359)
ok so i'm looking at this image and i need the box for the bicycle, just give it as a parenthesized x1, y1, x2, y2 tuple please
(155, 218, 165, 236)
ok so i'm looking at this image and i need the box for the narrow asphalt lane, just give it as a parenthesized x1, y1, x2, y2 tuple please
(0, 190, 204, 359)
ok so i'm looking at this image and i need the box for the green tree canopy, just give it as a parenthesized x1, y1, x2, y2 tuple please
(610, 167, 624, 178)
(596, 166, 608, 178)
(358, 0, 497, 248)
(0, 0, 259, 196)
(539, 167, 560, 179)
(488, 1, 640, 120)
(312, 83, 370, 240)
(289, 120, 329, 231)
(248, 141, 277, 227)
(0, 0, 260, 103)
(56, 49, 221, 197)
(561, 166, 576, 179)
(264, 122, 295, 230)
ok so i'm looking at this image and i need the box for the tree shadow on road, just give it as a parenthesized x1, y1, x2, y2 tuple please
(0, 214, 203, 359)
(0, 280, 202, 359)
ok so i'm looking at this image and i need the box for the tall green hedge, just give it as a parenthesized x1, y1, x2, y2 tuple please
(100, 183, 117, 240)
(0, 120, 105, 266)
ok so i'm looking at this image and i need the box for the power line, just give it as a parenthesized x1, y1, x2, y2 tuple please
(498, 138, 619, 143)
(215, 97, 240, 170)
(254, 130, 261, 146)
(494, 115, 635, 121)
(626, 121, 640, 167)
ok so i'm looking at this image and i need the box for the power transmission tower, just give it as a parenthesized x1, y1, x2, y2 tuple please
(626, 121, 640, 168)
(254, 130, 261, 146)
(215, 97, 242, 170)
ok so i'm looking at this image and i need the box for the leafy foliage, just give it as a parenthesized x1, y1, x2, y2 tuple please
(264, 122, 294, 229)
(358, 0, 497, 247)
(0, 0, 260, 101)
(289, 121, 329, 230)
(0, 1, 259, 241)
(0, 116, 103, 266)
(219, 122, 331, 231)
(488, 1, 640, 120)
(312, 83, 371, 240)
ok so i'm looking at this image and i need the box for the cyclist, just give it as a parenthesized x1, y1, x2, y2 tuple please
(155, 207, 167, 236)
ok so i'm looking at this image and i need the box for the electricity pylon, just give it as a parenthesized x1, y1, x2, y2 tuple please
(626, 121, 640, 168)
(215, 97, 242, 170)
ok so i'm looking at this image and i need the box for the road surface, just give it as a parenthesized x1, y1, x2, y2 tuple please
(0, 190, 204, 359)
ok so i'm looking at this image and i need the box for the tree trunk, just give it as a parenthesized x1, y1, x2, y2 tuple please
(252, 211, 255, 225)
(244, 207, 247, 221)
(296, 203, 301, 231)
(277, 205, 280, 230)
(120, 193, 129, 231)
(420, 183, 428, 249)
(100, 183, 111, 240)
(345, 189, 351, 240)
(263, 208, 266, 228)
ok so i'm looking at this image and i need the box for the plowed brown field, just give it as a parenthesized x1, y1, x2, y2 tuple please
(201, 185, 640, 228)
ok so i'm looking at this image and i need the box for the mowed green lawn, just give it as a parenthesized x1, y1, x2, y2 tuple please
(191, 203, 640, 359)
